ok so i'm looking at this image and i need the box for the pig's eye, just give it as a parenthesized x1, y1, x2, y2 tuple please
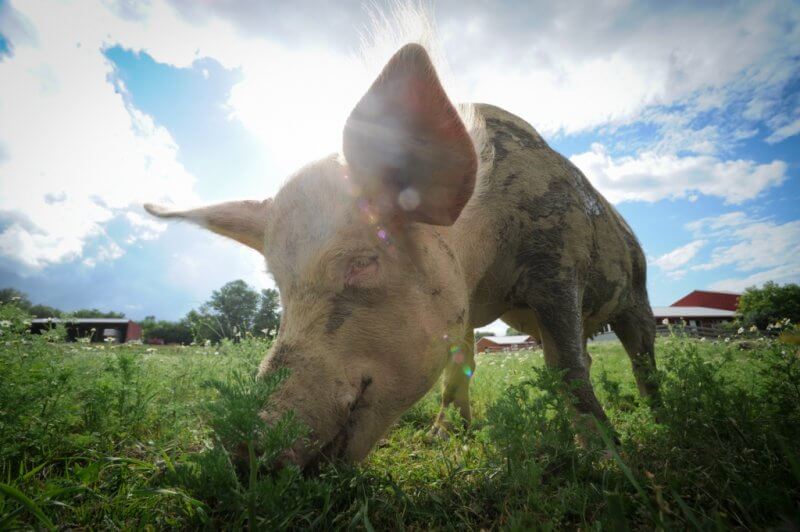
(345, 256, 379, 286)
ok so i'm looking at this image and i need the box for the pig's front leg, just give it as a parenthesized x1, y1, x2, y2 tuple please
(429, 329, 475, 439)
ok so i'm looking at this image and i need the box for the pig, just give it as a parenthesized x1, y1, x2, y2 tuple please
(145, 42, 660, 468)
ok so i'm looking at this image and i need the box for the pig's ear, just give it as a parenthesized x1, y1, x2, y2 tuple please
(143, 199, 271, 253)
(343, 43, 477, 226)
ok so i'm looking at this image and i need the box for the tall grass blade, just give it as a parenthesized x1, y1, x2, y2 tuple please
(0, 483, 56, 531)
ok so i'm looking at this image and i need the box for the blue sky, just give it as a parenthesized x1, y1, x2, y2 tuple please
(0, 1, 798, 333)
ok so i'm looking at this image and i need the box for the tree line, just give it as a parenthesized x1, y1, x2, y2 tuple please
(0, 280, 281, 345)
(3, 281, 797, 344)
(0, 288, 125, 319)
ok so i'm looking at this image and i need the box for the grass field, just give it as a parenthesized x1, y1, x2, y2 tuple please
(1, 307, 799, 529)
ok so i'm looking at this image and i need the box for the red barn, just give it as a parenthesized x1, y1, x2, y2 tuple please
(671, 290, 740, 311)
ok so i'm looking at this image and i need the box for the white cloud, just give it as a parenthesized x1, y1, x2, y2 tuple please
(0, 0, 198, 269)
(93, 1, 382, 174)
(82, 241, 124, 268)
(165, 0, 800, 140)
(571, 144, 787, 204)
(710, 264, 800, 292)
(687, 212, 800, 290)
(0, 0, 462, 274)
(441, 1, 800, 140)
(124, 211, 166, 244)
(162, 228, 273, 304)
(692, 219, 800, 273)
(462, 52, 664, 136)
(0, 223, 84, 268)
(87, 0, 800, 167)
(685, 211, 751, 234)
(651, 240, 706, 276)
(1, 0, 798, 275)
(765, 114, 800, 144)
(639, 106, 761, 157)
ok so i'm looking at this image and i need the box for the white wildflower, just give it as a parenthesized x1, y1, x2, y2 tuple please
(749, 325, 758, 333)
(724, 337, 730, 342)
(737, 327, 745, 335)
(0, 320, 11, 328)
(661, 318, 669, 325)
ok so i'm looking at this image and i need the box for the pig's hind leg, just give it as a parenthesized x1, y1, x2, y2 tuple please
(503, 303, 611, 440)
(526, 285, 613, 440)
(611, 304, 662, 409)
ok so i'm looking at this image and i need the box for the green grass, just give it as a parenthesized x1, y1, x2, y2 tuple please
(1, 306, 799, 529)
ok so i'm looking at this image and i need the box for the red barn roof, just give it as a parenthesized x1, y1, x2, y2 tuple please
(671, 290, 740, 311)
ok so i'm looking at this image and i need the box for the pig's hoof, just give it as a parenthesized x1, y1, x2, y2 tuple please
(427, 422, 451, 441)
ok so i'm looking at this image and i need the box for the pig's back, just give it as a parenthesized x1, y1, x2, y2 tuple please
(466, 103, 646, 322)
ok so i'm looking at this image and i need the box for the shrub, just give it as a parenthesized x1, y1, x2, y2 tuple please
(737, 281, 800, 330)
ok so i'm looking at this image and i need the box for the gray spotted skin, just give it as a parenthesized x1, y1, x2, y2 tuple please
(451, 103, 660, 424)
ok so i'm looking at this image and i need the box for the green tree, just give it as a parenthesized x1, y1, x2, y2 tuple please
(505, 327, 522, 336)
(188, 280, 261, 343)
(141, 315, 192, 344)
(475, 330, 495, 340)
(184, 309, 213, 343)
(254, 288, 281, 339)
(144, 319, 194, 345)
(28, 304, 62, 318)
(141, 315, 157, 331)
(737, 281, 800, 330)
(71, 309, 125, 319)
(0, 288, 31, 310)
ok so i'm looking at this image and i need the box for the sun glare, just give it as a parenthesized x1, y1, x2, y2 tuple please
(228, 44, 371, 180)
